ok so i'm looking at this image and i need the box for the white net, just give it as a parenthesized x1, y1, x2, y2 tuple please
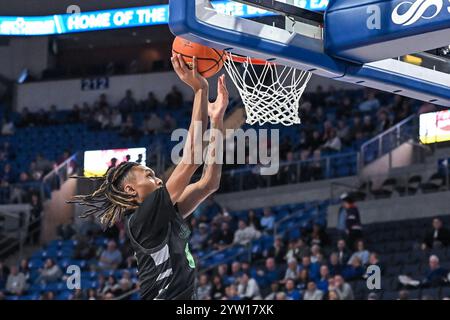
(223, 52, 311, 126)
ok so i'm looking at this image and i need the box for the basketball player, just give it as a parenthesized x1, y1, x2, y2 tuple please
(69, 54, 229, 300)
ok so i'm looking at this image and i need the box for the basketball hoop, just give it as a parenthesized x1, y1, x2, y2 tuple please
(223, 51, 311, 126)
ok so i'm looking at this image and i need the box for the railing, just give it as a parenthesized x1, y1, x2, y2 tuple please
(330, 159, 450, 202)
(0, 204, 32, 260)
(359, 115, 417, 170)
(40, 153, 78, 201)
(218, 152, 358, 193)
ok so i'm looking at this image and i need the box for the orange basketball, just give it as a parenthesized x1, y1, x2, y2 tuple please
(172, 36, 224, 78)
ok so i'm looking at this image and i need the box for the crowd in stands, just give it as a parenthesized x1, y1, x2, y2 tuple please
(1, 190, 450, 300)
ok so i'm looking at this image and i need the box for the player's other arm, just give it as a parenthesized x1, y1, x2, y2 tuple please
(166, 54, 209, 204)
(177, 75, 229, 219)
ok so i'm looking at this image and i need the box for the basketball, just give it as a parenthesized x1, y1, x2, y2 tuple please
(172, 36, 224, 78)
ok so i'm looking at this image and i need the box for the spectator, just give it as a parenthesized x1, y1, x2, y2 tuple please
(361, 115, 375, 137)
(336, 239, 351, 265)
(237, 273, 261, 300)
(358, 91, 380, 113)
(317, 265, 330, 293)
(375, 110, 392, 134)
(303, 281, 323, 300)
(257, 258, 282, 288)
(5, 266, 27, 296)
(165, 86, 183, 108)
(422, 255, 448, 287)
(328, 290, 340, 300)
(328, 252, 343, 276)
(341, 194, 363, 250)
(210, 275, 225, 300)
(422, 218, 450, 250)
(275, 292, 287, 300)
(265, 282, 280, 300)
(119, 89, 138, 112)
(247, 210, 262, 231)
(224, 284, 241, 300)
(40, 291, 55, 300)
(336, 119, 351, 145)
(233, 220, 261, 246)
(285, 238, 310, 262)
(367, 292, 379, 300)
(297, 268, 310, 292)
(277, 151, 298, 185)
(260, 207, 275, 230)
(191, 222, 210, 251)
(88, 289, 98, 300)
(333, 275, 354, 300)
(110, 110, 122, 128)
(285, 279, 301, 300)
(197, 274, 212, 300)
(142, 113, 163, 135)
(162, 114, 177, 133)
(73, 234, 97, 261)
(342, 256, 365, 281)
(99, 240, 123, 270)
(35, 259, 62, 284)
(28, 194, 42, 244)
(142, 91, 159, 110)
(78, 215, 102, 238)
(210, 222, 233, 249)
(310, 244, 322, 264)
(348, 240, 370, 266)
(102, 275, 120, 296)
(283, 258, 300, 283)
(120, 115, 139, 140)
(265, 236, 287, 264)
(1, 163, 14, 185)
(18, 259, 31, 282)
(0, 261, 9, 289)
(308, 224, 329, 247)
(310, 131, 324, 152)
(57, 217, 77, 240)
(398, 289, 410, 300)
(321, 129, 342, 153)
(300, 255, 320, 282)
(310, 150, 323, 180)
(35, 154, 53, 175)
(228, 262, 243, 284)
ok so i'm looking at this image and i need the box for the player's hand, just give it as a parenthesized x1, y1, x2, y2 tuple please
(171, 54, 208, 92)
(208, 74, 229, 122)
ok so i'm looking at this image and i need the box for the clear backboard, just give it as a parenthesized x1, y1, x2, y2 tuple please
(169, 0, 450, 106)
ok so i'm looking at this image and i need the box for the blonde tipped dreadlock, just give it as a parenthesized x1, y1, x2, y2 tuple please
(67, 162, 140, 229)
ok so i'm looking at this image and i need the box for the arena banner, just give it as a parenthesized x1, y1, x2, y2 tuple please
(0, 1, 328, 36)
(325, 0, 450, 63)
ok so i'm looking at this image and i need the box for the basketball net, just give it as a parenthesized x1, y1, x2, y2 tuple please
(223, 51, 311, 126)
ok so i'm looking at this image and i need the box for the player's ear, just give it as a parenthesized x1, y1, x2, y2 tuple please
(123, 183, 137, 196)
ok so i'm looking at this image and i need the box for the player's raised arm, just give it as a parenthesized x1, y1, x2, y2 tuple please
(177, 75, 229, 218)
(166, 54, 209, 204)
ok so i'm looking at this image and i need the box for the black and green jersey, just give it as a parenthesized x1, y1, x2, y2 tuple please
(126, 186, 196, 300)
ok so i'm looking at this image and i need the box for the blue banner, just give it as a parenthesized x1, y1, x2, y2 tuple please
(325, 0, 450, 63)
(0, 1, 328, 36)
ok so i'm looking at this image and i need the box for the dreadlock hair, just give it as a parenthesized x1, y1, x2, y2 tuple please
(67, 161, 140, 229)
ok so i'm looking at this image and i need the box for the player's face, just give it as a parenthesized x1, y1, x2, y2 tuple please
(126, 165, 163, 203)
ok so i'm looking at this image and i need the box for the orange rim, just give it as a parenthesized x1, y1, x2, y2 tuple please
(226, 53, 275, 65)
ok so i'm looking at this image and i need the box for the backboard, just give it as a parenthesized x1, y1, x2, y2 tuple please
(169, 0, 450, 106)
